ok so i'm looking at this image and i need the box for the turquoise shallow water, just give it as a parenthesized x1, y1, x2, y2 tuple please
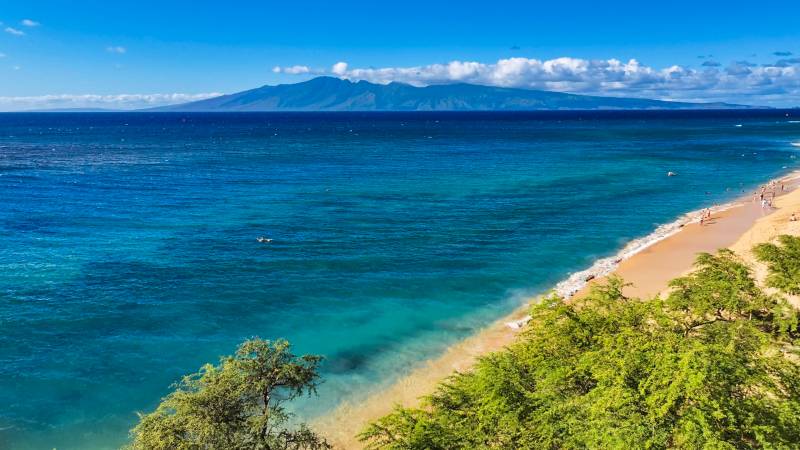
(1, 111, 799, 449)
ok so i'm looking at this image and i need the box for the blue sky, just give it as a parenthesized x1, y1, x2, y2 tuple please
(1, 0, 799, 109)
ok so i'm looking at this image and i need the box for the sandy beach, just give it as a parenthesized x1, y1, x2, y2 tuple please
(315, 173, 800, 448)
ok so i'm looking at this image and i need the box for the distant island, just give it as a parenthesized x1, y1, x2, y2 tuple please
(152, 76, 754, 112)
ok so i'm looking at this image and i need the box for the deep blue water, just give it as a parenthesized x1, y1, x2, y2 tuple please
(1, 111, 799, 449)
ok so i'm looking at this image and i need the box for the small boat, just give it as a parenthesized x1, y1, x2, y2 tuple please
(256, 236, 273, 243)
(667, 171, 677, 177)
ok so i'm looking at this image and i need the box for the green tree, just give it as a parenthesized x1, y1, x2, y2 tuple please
(666, 249, 796, 335)
(754, 234, 800, 295)
(128, 338, 330, 450)
(360, 251, 800, 449)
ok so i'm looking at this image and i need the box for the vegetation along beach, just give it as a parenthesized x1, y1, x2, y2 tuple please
(3, 1, 800, 448)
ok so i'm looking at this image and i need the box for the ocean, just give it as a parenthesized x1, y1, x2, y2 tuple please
(1, 110, 798, 449)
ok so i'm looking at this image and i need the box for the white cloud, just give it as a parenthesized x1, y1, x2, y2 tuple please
(272, 65, 311, 74)
(106, 46, 127, 54)
(331, 61, 348, 76)
(21, 19, 39, 27)
(277, 56, 800, 107)
(0, 93, 223, 111)
(4, 27, 25, 36)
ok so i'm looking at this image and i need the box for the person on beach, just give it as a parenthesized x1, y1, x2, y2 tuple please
(700, 209, 711, 225)
(791, 213, 797, 222)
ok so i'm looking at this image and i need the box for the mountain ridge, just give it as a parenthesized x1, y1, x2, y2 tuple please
(151, 76, 755, 111)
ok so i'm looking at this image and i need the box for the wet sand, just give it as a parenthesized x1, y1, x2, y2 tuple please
(315, 174, 800, 449)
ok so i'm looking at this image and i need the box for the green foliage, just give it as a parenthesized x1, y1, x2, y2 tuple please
(667, 249, 797, 336)
(754, 235, 800, 295)
(128, 338, 330, 450)
(360, 251, 800, 449)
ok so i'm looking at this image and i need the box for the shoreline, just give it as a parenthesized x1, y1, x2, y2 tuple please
(314, 170, 800, 449)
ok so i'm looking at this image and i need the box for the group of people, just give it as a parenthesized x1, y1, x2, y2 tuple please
(754, 179, 799, 222)
(755, 180, 785, 209)
(699, 208, 713, 226)
(699, 179, 794, 226)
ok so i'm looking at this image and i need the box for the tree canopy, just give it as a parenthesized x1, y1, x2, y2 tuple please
(360, 247, 800, 449)
(128, 338, 330, 450)
(754, 235, 800, 295)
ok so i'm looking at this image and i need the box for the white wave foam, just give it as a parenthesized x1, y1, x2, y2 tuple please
(559, 210, 723, 295)
(507, 172, 800, 330)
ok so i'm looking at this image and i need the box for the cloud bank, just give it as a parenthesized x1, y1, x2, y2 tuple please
(0, 93, 222, 111)
(276, 56, 800, 106)
(5, 56, 798, 110)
